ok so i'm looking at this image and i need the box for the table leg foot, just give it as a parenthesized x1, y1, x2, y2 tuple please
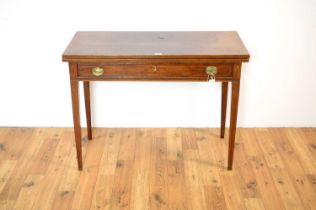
(227, 81, 240, 170)
(70, 79, 83, 170)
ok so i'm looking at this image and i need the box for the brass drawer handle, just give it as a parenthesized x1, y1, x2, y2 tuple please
(206, 66, 217, 81)
(206, 66, 217, 76)
(91, 67, 104, 76)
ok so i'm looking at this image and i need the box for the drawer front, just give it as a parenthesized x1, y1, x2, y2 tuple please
(77, 63, 233, 81)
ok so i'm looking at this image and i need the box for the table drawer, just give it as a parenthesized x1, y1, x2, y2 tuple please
(77, 63, 233, 81)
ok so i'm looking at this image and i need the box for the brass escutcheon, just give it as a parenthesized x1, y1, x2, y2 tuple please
(206, 66, 217, 76)
(91, 67, 104, 76)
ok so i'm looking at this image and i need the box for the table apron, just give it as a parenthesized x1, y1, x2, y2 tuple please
(68, 62, 242, 82)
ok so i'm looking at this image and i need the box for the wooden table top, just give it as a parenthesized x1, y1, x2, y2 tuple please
(62, 31, 249, 61)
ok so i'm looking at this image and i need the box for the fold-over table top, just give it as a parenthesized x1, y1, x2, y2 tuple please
(62, 31, 249, 61)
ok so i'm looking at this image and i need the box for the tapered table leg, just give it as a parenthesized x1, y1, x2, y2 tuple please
(227, 81, 240, 170)
(70, 80, 83, 170)
(220, 82, 228, 138)
(83, 81, 92, 140)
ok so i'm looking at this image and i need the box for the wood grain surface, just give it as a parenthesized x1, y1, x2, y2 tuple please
(0, 128, 315, 210)
(62, 31, 249, 61)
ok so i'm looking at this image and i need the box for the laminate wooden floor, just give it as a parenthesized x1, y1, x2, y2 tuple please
(0, 128, 315, 210)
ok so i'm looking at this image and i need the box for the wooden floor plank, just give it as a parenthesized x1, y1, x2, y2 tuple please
(166, 160, 188, 210)
(234, 141, 260, 198)
(255, 129, 285, 169)
(204, 185, 228, 210)
(181, 128, 198, 150)
(13, 175, 44, 210)
(117, 129, 136, 161)
(97, 128, 122, 176)
(30, 128, 73, 210)
(90, 128, 121, 210)
(0, 128, 33, 160)
(183, 149, 207, 210)
(195, 128, 222, 186)
(0, 160, 17, 194)
(0, 128, 44, 200)
(270, 168, 306, 210)
(301, 128, 316, 162)
(130, 129, 151, 210)
(52, 130, 81, 210)
(286, 129, 316, 174)
(250, 129, 287, 210)
(0, 127, 314, 210)
(109, 160, 134, 210)
(149, 128, 169, 210)
(305, 174, 316, 194)
(220, 172, 247, 210)
(71, 129, 107, 210)
(166, 128, 183, 160)
(270, 129, 316, 210)
(244, 198, 265, 210)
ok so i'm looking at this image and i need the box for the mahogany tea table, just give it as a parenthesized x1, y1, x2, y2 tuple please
(62, 31, 250, 170)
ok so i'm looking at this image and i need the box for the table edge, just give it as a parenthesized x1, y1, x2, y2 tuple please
(62, 55, 250, 62)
